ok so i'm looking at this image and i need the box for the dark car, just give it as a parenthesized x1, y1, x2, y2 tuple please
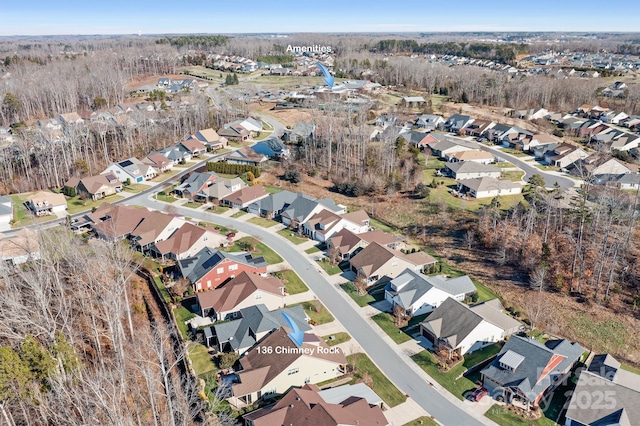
(469, 387, 488, 402)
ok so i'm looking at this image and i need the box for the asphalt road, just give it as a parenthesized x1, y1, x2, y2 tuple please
(125, 195, 487, 426)
(480, 144, 577, 188)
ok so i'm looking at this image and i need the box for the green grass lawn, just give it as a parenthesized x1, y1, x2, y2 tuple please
(500, 148, 531, 158)
(277, 229, 307, 245)
(247, 216, 279, 228)
(304, 246, 321, 254)
(371, 313, 413, 344)
(199, 222, 236, 235)
(411, 351, 477, 400)
(122, 183, 149, 193)
(226, 236, 283, 264)
(150, 168, 181, 181)
(403, 416, 439, 426)
(187, 342, 217, 377)
(273, 269, 308, 295)
(264, 185, 284, 194)
(156, 193, 178, 203)
(253, 131, 271, 141)
(347, 353, 406, 408)
(341, 282, 376, 307)
(183, 202, 204, 209)
(323, 332, 351, 347)
(621, 363, 640, 375)
(462, 343, 503, 368)
(485, 404, 558, 426)
(65, 194, 125, 215)
(154, 276, 172, 304)
(369, 217, 396, 234)
(473, 279, 501, 303)
(493, 161, 516, 168)
(174, 306, 196, 340)
(291, 300, 334, 325)
(317, 258, 342, 275)
(230, 210, 247, 218)
(502, 170, 526, 182)
(206, 205, 230, 214)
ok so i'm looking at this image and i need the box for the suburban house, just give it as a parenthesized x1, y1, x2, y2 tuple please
(143, 152, 173, 173)
(225, 117, 263, 135)
(174, 172, 219, 199)
(178, 247, 268, 291)
(151, 222, 227, 260)
(68, 174, 123, 201)
(188, 128, 228, 150)
(281, 195, 345, 229)
(302, 210, 370, 243)
(617, 173, 640, 190)
(415, 114, 445, 131)
(446, 162, 501, 179)
(26, 191, 67, 216)
(349, 242, 436, 283)
(456, 177, 522, 199)
(0, 196, 13, 229)
(327, 229, 402, 260)
(128, 211, 185, 254)
(221, 185, 269, 209)
(179, 138, 207, 157)
(243, 383, 388, 426)
(195, 177, 246, 202)
(229, 328, 346, 408)
(224, 147, 268, 167)
(464, 119, 495, 137)
(609, 133, 640, 152)
(565, 354, 640, 426)
(251, 137, 290, 158)
(282, 122, 316, 143)
(428, 138, 479, 159)
(420, 298, 522, 356)
(196, 272, 285, 320)
(208, 304, 309, 354)
(519, 134, 561, 152)
(515, 107, 549, 121)
(88, 204, 149, 240)
(58, 112, 84, 127)
(247, 190, 304, 219)
(399, 131, 431, 148)
(218, 125, 250, 141)
(402, 96, 425, 107)
(444, 114, 474, 132)
(385, 269, 477, 316)
(445, 150, 495, 164)
(480, 336, 583, 410)
(158, 145, 192, 165)
(543, 144, 589, 168)
(0, 228, 40, 267)
(103, 157, 157, 183)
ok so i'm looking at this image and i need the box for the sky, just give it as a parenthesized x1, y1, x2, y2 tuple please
(2, 1, 639, 36)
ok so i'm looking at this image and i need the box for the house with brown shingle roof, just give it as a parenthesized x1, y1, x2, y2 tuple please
(89, 203, 149, 240)
(349, 242, 436, 284)
(72, 173, 122, 201)
(143, 152, 173, 173)
(224, 147, 268, 167)
(179, 138, 207, 157)
(327, 229, 403, 261)
(221, 185, 269, 209)
(129, 210, 185, 253)
(243, 383, 389, 426)
(302, 209, 370, 243)
(0, 228, 40, 266)
(188, 128, 228, 150)
(26, 191, 67, 216)
(151, 222, 226, 260)
(196, 271, 285, 320)
(229, 328, 346, 408)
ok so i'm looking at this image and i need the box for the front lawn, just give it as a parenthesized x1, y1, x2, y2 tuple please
(273, 269, 308, 295)
(371, 313, 413, 344)
(291, 300, 334, 325)
(304, 246, 321, 254)
(199, 222, 236, 236)
(226, 236, 283, 264)
(485, 404, 557, 426)
(206, 205, 230, 214)
(501, 170, 526, 182)
(317, 258, 342, 275)
(277, 229, 307, 245)
(230, 210, 247, 218)
(156, 193, 178, 203)
(187, 342, 217, 378)
(347, 353, 406, 408)
(150, 168, 181, 181)
(323, 332, 351, 347)
(403, 417, 439, 426)
(264, 185, 284, 194)
(122, 183, 149, 193)
(247, 217, 279, 228)
(183, 202, 204, 209)
(65, 194, 125, 215)
(341, 282, 375, 307)
(411, 351, 477, 400)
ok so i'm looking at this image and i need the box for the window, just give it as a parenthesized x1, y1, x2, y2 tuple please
(229, 264, 238, 271)
(287, 368, 299, 375)
(304, 377, 310, 384)
(255, 292, 262, 300)
(217, 267, 224, 274)
(206, 280, 211, 289)
(391, 261, 398, 267)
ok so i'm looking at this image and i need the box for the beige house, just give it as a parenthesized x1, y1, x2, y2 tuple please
(230, 328, 346, 408)
(349, 242, 436, 283)
(327, 229, 402, 260)
(74, 174, 123, 201)
(26, 191, 67, 216)
(0, 228, 40, 266)
(151, 222, 227, 260)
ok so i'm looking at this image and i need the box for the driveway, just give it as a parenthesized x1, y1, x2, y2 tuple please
(125, 195, 492, 426)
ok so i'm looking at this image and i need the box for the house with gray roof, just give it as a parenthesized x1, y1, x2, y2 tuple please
(456, 177, 522, 199)
(415, 114, 445, 131)
(283, 122, 316, 142)
(420, 298, 521, 356)
(102, 157, 157, 183)
(207, 304, 310, 354)
(174, 171, 219, 199)
(444, 114, 474, 132)
(446, 162, 501, 180)
(247, 190, 310, 219)
(195, 177, 245, 202)
(280, 195, 345, 229)
(158, 145, 193, 165)
(565, 354, 640, 426)
(385, 269, 476, 316)
(481, 335, 583, 410)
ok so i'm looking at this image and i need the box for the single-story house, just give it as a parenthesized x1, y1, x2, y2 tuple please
(415, 114, 445, 131)
(218, 125, 250, 141)
(0, 228, 40, 266)
(349, 242, 436, 283)
(174, 172, 219, 199)
(385, 269, 477, 317)
(251, 137, 290, 159)
(327, 229, 402, 260)
(302, 210, 370, 243)
(70, 174, 123, 201)
(129, 211, 185, 253)
(195, 177, 246, 202)
(103, 157, 157, 183)
(402, 96, 426, 107)
(158, 145, 193, 165)
(151, 222, 227, 260)
(281, 195, 345, 229)
(519, 134, 561, 152)
(0, 196, 13, 228)
(143, 152, 173, 173)
(196, 271, 285, 320)
(428, 139, 479, 159)
(224, 147, 268, 167)
(247, 190, 303, 219)
(420, 298, 522, 356)
(446, 162, 501, 180)
(446, 150, 495, 164)
(179, 138, 207, 157)
(480, 336, 583, 410)
(26, 191, 67, 216)
(221, 185, 269, 209)
(229, 328, 346, 408)
(457, 177, 522, 199)
(444, 114, 474, 132)
(543, 144, 589, 168)
(188, 128, 228, 150)
(617, 173, 640, 190)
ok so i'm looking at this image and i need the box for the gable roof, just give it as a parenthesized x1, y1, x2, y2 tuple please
(249, 190, 306, 214)
(0, 228, 40, 261)
(153, 222, 217, 257)
(180, 138, 207, 153)
(144, 152, 172, 168)
(458, 177, 521, 192)
(446, 161, 500, 175)
(350, 242, 436, 276)
(221, 185, 268, 205)
(282, 194, 342, 223)
(28, 191, 67, 208)
(420, 298, 484, 348)
(224, 147, 267, 164)
(77, 174, 122, 194)
(196, 271, 284, 313)
(89, 203, 149, 239)
(178, 247, 267, 284)
(193, 128, 222, 143)
(129, 210, 179, 247)
(449, 150, 495, 161)
(388, 269, 477, 309)
(176, 171, 218, 194)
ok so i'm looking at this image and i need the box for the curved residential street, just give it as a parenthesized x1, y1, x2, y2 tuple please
(125, 194, 493, 426)
(480, 144, 578, 188)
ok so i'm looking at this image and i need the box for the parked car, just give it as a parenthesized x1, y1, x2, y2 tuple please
(469, 387, 488, 402)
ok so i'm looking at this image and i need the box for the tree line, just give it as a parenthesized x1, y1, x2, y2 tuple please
(372, 40, 525, 63)
(206, 161, 261, 178)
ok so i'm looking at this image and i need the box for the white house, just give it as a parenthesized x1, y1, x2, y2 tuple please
(0, 196, 13, 230)
(384, 269, 476, 316)
(457, 177, 522, 199)
(420, 298, 522, 356)
(446, 162, 501, 180)
(103, 158, 157, 183)
(302, 210, 370, 243)
(26, 191, 67, 216)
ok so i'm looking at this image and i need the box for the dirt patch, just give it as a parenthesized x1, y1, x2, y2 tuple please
(251, 103, 314, 128)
